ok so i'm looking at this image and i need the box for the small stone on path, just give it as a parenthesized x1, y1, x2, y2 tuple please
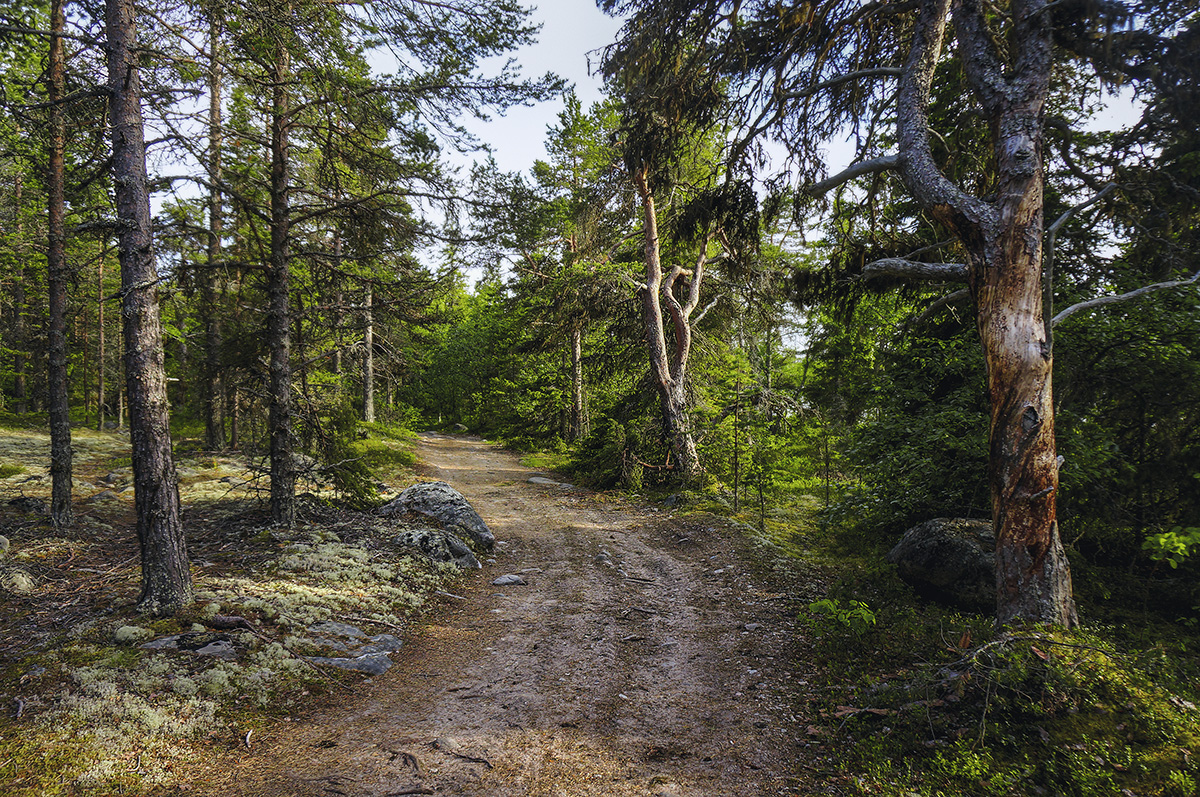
(307, 652, 393, 675)
(492, 574, 526, 586)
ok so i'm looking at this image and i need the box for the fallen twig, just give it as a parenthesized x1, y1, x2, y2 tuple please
(338, 614, 405, 631)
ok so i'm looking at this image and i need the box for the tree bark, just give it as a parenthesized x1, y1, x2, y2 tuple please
(363, 285, 375, 423)
(568, 324, 584, 441)
(47, 0, 73, 530)
(13, 168, 28, 415)
(268, 45, 296, 526)
(633, 168, 703, 483)
(203, 15, 226, 450)
(105, 0, 192, 616)
(97, 257, 106, 430)
(898, 0, 1076, 627)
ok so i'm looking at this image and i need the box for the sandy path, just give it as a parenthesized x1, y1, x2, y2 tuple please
(184, 434, 805, 796)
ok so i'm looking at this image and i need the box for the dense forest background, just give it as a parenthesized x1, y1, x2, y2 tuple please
(0, 0, 1196, 615)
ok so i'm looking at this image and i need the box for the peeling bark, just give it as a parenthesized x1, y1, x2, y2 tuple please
(898, 0, 1077, 627)
(633, 168, 703, 483)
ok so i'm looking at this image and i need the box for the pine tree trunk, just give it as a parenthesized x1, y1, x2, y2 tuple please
(47, 0, 73, 530)
(268, 47, 296, 527)
(13, 169, 28, 415)
(97, 258, 106, 430)
(105, 0, 192, 616)
(363, 285, 375, 423)
(228, 386, 240, 449)
(898, 0, 1076, 626)
(568, 324, 583, 441)
(203, 17, 226, 450)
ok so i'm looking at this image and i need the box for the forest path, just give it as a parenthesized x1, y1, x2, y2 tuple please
(186, 433, 807, 796)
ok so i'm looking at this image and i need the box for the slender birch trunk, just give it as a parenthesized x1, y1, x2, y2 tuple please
(363, 285, 375, 423)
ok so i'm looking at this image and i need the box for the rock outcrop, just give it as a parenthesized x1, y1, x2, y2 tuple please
(394, 525, 480, 569)
(886, 518, 995, 612)
(379, 481, 495, 551)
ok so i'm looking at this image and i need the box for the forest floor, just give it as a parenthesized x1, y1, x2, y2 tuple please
(0, 429, 840, 796)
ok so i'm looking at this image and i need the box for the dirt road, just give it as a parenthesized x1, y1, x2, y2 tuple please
(187, 434, 808, 796)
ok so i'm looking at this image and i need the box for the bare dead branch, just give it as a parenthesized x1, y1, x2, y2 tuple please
(779, 67, 903, 101)
(804, 154, 900, 196)
(1052, 269, 1200, 327)
(907, 288, 971, 327)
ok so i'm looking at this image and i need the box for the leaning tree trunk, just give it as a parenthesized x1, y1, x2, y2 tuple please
(267, 46, 296, 527)
(633, 168, 703, 483)
(105, 0, 192, 616)
(898, 0, 1076, 626)
(47, 0, 73, 530)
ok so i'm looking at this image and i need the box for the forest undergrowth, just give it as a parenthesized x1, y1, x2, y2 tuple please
(668, 482, 1200, 797)
(0, 418, 455, 796)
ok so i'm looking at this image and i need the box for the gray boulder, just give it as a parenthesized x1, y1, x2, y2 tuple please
(886, 518, 995, 612)
(379, 481, 494, 551)
(395, 526, 480, 569)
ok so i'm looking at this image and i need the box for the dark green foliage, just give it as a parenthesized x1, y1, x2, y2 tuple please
(1055, 294, 1200, 561)
(830, 323, 990, 538)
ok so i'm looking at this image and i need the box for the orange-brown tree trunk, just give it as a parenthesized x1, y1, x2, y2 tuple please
(899, 0, 1076, 626)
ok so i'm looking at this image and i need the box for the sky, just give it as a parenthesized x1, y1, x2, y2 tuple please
(456, 1, 625, 175)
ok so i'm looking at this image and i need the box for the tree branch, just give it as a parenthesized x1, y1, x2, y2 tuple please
(907, 288, 971, 328)
(1051, 270, 1200, 327)
(1043, 183, 1117, 342)
(862, 258, 968, 282)
(951, 0, 1010, 114)
(804, 154, 899, 196)
(779, 67, 903, 101)
(896, 0, 993, 228)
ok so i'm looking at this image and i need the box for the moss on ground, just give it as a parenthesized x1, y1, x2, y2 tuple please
(0, 422, 452, 796)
